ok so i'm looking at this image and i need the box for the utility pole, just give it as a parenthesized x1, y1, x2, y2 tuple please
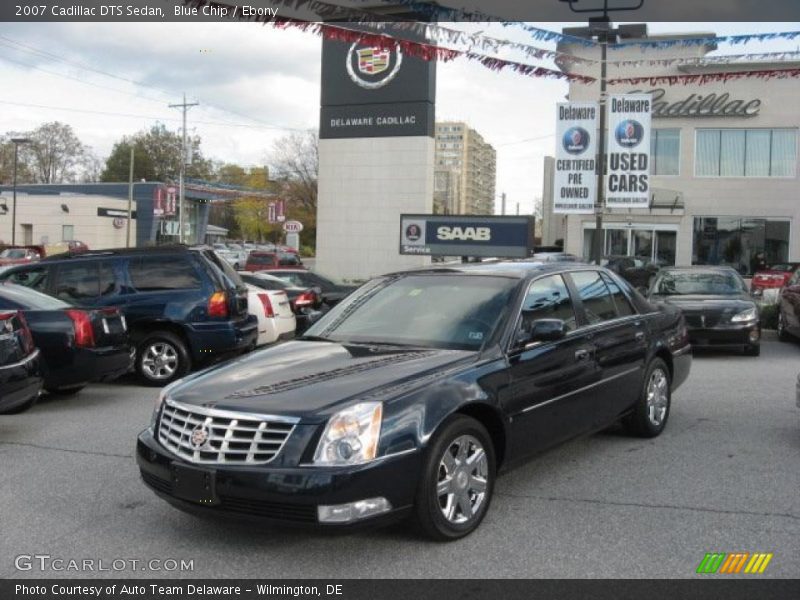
(10, 137, 31, 246)
(126, 145, 134, 248)
(501, 192, 506, 215)
(169, 93, 198, 244)
(560, 0, 644, 264)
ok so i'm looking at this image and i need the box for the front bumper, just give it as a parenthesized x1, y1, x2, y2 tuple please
(687, 322, 760, 349)
(136, 428, 420, 528)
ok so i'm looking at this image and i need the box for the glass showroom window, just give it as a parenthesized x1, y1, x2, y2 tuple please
(693, 217, 790, 275)
(695, 129, 798, 177)
(650, 129, 680, 175)
(584, 227, 676, 266)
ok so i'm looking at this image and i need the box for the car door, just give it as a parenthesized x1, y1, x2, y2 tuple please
(503, 273, 599, 459)
(566, 270, 648, 427)
(780, 268, 800, 336)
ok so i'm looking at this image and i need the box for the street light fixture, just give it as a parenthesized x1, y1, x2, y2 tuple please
(10, 137, 31, 246)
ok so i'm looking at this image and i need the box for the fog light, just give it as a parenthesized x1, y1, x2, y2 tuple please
(318, 497, 392, 523)
(749, 329, 760, 343)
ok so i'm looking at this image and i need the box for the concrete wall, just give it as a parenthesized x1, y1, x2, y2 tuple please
(315, 137, 433, 281)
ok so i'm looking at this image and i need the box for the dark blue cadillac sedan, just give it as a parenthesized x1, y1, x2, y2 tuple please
(138, 261, 691, 540)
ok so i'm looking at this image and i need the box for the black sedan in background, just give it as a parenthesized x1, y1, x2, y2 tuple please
(0, 283, 132, 394)
(239, 271, 323, 333)
(259, 269, 357, 307)
(648, 266, 760, 356)
(0, 309, 41, 414)
(603, 255, 662, 291)
(138, 262, 691, 540)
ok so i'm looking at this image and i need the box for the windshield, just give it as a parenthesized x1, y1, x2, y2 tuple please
(240, 274, 290, 291)
(653, 271, 746, 296)
(1, 249, 27, 259)
(303, 274, 518, 350)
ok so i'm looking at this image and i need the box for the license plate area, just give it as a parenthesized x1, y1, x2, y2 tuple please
(171, 463, 219, 505)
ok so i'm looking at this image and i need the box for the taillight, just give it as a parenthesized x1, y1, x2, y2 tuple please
(294, 290, 317, 308)
(257, 293, 275, 318)
(208, 291, 228, 318)
(66, 309, 96, 348)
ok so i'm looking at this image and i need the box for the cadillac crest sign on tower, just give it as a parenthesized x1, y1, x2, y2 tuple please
(316, 24, 437, 281)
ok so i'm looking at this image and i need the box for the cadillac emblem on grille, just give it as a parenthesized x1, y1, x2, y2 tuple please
(190, 424, 209, 448)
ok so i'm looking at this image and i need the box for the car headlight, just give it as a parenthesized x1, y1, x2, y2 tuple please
(313, 402, 383, 466)
(731, 307, 758, 322)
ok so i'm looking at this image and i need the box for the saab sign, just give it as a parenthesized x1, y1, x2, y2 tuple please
(400, 215, 534, 258)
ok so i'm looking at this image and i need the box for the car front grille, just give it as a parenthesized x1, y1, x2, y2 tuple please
(157, 399, 298, 465)
(683, 313, 723, 328)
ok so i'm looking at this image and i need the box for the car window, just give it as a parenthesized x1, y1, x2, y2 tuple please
(278, 254, 301, 266)
(270, 272, 304, 287)
(519, 274, 577, 333)
(601, 272, 636, 317)
(99, 262, 116, 297)
(0, 283, 71, 310)
(129, 256, 201, 291)
(55, 262, 101, 302)
(570, 270, 619, 325)
(248, 254, 276, 265)
(3, 266, 50, 292)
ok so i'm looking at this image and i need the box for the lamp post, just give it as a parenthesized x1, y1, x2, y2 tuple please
(10, 137, 31, 246)
(559, 0, 644, 264)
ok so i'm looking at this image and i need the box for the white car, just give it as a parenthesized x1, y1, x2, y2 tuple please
(245, 284, 296, 346)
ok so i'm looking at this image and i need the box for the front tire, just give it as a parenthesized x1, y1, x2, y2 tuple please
(136, 331, 191, 387)
(623, 358, 671, 438)
(412, 415, 495, 541)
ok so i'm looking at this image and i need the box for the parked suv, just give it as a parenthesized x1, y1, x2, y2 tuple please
(0, 246, 258, 386)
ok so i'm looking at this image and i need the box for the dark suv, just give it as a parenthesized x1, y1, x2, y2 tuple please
(0, 246, 258, 386)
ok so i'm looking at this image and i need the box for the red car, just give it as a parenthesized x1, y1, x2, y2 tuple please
(0, 246, 42, 267)
(244, 251, 305, 272)
(751, 262, 800, 298)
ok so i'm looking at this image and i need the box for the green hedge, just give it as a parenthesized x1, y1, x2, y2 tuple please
(760, 304, 778, 330)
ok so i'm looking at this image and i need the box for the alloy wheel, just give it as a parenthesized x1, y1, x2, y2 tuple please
(646, 368, 669, 427)
(141, 342, 179, 380)
(436, 434, 489, 525)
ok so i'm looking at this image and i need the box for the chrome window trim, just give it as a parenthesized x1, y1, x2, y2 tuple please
(518, 365, 642, 415)
(163, 398, 300, 424)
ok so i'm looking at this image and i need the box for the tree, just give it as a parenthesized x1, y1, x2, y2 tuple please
(230, 167, 281, 242)
(22, 122, 88, 183)
(268, 130, 318, 214)
(101, 123, 212, 182)
(0, 135, 34, 185)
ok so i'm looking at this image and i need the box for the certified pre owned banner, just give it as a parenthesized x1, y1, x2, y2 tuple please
(554, 102, 598, 214)
(606, 94, 652, 209)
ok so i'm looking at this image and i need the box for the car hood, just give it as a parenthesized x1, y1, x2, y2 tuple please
(168, 340, 475, 420)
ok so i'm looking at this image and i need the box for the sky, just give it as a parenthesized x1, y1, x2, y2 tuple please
(0, 20, 798, 217)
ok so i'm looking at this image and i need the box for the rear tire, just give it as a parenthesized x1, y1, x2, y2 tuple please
(744, 344, 761, 357)
(136, 331, 191, 387)
(777, 312, 791, 342)
(623, 358, 671, 438)
(412, 415, 495, 541)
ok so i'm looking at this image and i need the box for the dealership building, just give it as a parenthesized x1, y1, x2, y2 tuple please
(0, 182, 251, 250)
(543, 28, 799, 274)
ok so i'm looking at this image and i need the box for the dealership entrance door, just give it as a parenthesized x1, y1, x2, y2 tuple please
(583, 224, 678, 266)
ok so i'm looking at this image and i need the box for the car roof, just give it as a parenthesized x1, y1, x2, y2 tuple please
(384, 260, 604, 280)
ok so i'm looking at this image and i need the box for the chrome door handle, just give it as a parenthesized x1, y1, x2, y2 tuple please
(635, 331, 645, 342)
(575, 348, 589, 361)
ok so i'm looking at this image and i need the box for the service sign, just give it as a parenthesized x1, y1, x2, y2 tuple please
(399, 214, 534, 258)
(606, 94, 652, 209)
(554, 102, 598, 214)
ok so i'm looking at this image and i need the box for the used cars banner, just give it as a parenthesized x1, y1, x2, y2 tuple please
(606, 93, 652, 209)
(553, 102, 598, 214)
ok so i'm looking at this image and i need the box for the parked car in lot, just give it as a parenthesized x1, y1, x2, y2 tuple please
(602, 255, 662, 291)
(0, 246, 42, 267)
(777, 266, 800, 342)
(244, 284, 296, 346)
(244, 251, 305, 271)
(752, 262, 800, 301)
(0, 246, 258, 386)
(217, 248, 249, 270)
(0, 309, 41, 414)
(0, 283, 132, 394)
(138, 262, 691, 540)
(239, 271, 322, 333)
(648, 266, 760, 356)
(256, 269, 357, 307)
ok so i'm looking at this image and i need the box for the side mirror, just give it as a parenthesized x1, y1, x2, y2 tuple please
(530, 318, 567, 342)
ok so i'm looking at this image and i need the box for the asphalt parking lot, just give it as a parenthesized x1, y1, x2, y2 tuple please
(1, 335, 799, 579)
